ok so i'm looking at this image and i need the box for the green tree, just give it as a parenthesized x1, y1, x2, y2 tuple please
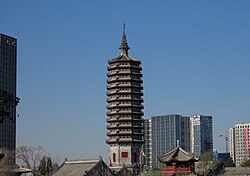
(241, 159, 250, 167)
(38, 156, 47, 175)
(53, 162, 60, 174)
(197, 151, 213, 173)
(226, 157, 235, 167)
(241, 150, 250, 167)
(46, 157, 53, 175)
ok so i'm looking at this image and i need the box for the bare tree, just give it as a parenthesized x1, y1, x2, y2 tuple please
(16, 145, 45, 175)
(0, 162, 13, 176)
(16, 146, 60, 175)
(0, 149, 15, 175)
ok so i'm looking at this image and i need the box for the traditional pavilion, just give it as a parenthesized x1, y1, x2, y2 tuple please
(158, 146, 199, 175)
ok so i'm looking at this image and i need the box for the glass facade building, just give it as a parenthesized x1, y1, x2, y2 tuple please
(0, 34, 17, 162)
(147, 115, 190, 169)
(190, 115, 213, 157)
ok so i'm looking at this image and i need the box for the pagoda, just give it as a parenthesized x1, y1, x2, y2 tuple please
(158, 145, 199, 175)
(106, 25, 144, 174)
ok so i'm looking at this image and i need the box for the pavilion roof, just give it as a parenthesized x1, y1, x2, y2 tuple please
(158, 146, 199, 164)
(52, 158, 114, 176)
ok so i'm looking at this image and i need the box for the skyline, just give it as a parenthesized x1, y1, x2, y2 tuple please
(1, 1, 250, 163)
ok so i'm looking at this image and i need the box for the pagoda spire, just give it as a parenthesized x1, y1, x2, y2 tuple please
(119, 24, 130, 55)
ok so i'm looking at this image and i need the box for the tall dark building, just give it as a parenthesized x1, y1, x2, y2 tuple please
(106, 27, 144, 174)
(0, 34, 17, 160)
(144, 115, 190, 169)
(190, 115, 213, 157)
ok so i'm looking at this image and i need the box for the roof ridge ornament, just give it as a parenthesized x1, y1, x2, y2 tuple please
(119, 24, 130, 55)
(177, 140, 180, 147)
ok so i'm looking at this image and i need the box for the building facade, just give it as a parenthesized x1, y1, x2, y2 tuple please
(190, 115, 213, 157)
(143, 119, 152, 168)
(106, 28, 144, 174)
(229, 127, 235, 164)
(230, 123, 250, 167)
(0, 34, 17, 158)
(147, 114, 190, 169)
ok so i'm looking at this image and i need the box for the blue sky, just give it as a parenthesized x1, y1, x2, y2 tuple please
(1, 1, 250, 163)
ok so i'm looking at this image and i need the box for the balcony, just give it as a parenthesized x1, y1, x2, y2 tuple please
(106, 138, 119, 144)
(107, 76, 120, 83)
(106, 137, 134, 144)
(107, 84, 117, 89)
(132, 104, 144, 109)
(107, 64, 120, 69)
(106, 89, 119, 96)
(107, 111, 118, 116)
(107, 123, 120, 129)
(107, 109, 144, 116)
(107, 70, 121, 76)
(118, 130, 132, 135)
(107, 130, 143, 137)
(107, 116, 144, 123)
(107, 96, 121, 102)
(118, 138, 133, 142)
(107, 103, 132, 109)
(117, 123, 132, 128)
(107, 89, 139, 95)
(131, 71, 142, 76)
(107, 130, 120, 136)
(133, 139, 144, 143)
(132, 131, 144, 135)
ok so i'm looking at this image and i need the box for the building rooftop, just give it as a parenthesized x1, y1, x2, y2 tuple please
(158, 146, 199, 164)
(52, 159, 105, 176)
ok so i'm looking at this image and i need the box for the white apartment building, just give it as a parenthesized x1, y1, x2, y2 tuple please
(230, 123, 250, 167)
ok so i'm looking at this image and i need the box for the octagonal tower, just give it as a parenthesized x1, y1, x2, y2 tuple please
(106, 26, 144, 174)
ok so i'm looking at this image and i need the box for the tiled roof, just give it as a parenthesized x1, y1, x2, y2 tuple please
(53, 159, 99, 176)
(158, 147, 199, 163)
(109, 54, 140, 62)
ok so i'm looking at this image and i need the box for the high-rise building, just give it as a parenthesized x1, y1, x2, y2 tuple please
(229, 127, 235, 163)
(146, 114, 190, 169)
(230, 123, 250, 167)
(0, 34, 17, 161)
(106, 27, 144, 174)
(190, 115, 213, 157)
(143, 119, 152, 168)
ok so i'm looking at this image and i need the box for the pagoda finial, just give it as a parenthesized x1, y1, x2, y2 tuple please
(123, 23, 125, 34)
(119, 24, 130, 55)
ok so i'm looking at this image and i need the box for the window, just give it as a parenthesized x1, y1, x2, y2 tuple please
(134, 152, 137, 162)
(113, 153, 116, 162)
(122, 152, 128, 158)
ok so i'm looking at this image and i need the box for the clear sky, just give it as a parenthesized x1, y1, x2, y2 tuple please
(1, 1, 250, 163)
